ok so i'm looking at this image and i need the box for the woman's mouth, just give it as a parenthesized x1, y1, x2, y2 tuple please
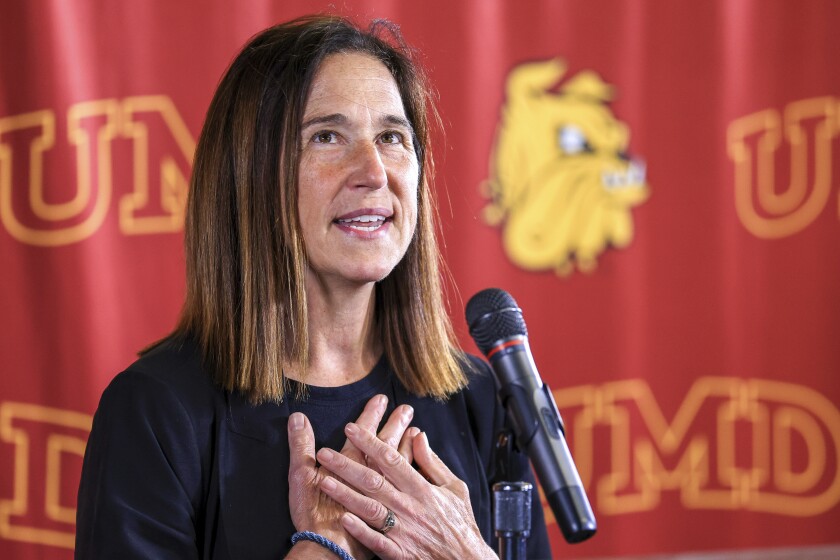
(335, 214, 388, 232)
(334, 208, 393, 234)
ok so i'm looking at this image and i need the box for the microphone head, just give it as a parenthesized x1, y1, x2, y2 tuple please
(465, 288, 528, 354)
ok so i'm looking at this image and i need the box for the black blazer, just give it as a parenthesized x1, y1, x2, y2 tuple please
(75, 339, 551, 559)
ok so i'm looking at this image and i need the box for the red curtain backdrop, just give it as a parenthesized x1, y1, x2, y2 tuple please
(2, 1, 838, 558)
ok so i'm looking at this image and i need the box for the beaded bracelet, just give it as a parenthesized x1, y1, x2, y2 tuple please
(290, 531, 355, 560)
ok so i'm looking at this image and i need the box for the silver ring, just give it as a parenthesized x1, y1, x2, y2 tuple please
(379, 508, 396, 534)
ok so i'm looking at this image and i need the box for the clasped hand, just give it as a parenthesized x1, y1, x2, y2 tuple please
(287, 395, 495, 560)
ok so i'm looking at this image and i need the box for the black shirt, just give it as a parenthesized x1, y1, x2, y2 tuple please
(75, 338, 552, 559)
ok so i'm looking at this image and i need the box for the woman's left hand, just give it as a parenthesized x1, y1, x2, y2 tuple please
(316, 422, 497, 560)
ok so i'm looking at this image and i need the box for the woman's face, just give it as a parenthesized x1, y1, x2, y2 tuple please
(297, 52, 419, 289)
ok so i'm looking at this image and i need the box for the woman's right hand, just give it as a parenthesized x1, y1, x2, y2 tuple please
(286, 395, 419, 559)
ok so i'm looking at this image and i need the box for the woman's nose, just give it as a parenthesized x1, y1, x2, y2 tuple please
(347, 142, 387, 190)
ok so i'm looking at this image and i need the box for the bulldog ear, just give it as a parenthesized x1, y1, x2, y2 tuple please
(506, 58, 568, 100)
(560, 71, 615, 103)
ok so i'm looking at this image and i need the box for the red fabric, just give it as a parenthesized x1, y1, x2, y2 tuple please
(1, 1, 838, 557)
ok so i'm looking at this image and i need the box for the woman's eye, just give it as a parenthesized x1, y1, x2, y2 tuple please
(312, 131, 338, 144)
(379, 131, 403, 145)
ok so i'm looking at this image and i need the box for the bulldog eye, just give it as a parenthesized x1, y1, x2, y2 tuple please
(558, 125, 591, 155)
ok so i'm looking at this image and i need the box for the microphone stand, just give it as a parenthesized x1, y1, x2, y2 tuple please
(493, 431, 531, 560)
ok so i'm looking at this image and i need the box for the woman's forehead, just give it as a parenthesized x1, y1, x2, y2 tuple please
(303, 52, 406, 121)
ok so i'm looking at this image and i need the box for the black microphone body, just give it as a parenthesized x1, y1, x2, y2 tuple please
(466, 288, 597, 544)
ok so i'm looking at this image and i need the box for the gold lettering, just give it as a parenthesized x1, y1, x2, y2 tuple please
(727, 96, 837, 238)
(0, 402, 92, 549)
(553, 377, 840, 518)
(753, 380, 840, 515)
(716, 383, 770, 507)
(118, 95, 195, 234)
(0, 102, 118, 246)
(0, 95, 195, 246)
(774, 406, 825, 494)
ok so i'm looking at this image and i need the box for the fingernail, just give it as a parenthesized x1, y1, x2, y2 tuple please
(319, 448, 335, 461)
(402, 404, 414, 420)
(289, 413, 304, 431)
(321, 477, 337, 491)
(376, 394, 387, 408)
(421, 432, 438, 458)
(345, 422, 359, 436)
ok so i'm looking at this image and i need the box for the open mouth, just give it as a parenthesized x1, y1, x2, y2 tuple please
(334, 214, 390, 232)
(602, 161, 646, 189)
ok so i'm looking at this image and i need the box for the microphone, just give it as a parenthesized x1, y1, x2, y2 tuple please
(466, 288, 596, 544)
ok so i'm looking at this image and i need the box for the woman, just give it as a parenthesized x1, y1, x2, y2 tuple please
(75, 15, 550, 560)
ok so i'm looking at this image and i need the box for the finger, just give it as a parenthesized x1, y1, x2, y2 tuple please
(316, 446, 401, 502)
(319, 473, 391, 531)
(288, 412, 317, 487)
(413, 431, 460, 488)
(376, 404, 414, 449)
(341, 513, 402, 560)
(343, 422, 427, 494)
(341, 395, 387, 463)
(354, 394, 388, 433)
(398, 427, 420, 463)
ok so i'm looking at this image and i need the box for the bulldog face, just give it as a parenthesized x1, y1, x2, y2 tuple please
(483, 59, 649, 274)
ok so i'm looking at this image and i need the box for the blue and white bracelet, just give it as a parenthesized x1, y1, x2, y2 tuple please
(290, 531, 355, 560)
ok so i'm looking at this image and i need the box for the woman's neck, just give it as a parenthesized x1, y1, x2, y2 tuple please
(287, 275, 381, 387)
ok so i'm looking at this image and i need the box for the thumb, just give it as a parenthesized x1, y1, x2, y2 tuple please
(288, 412, 317, 486)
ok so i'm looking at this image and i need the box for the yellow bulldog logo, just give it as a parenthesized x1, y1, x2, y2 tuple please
(482, 59, 650, 275)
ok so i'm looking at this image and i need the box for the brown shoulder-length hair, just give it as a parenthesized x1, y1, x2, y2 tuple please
(161, 15, 466, 403)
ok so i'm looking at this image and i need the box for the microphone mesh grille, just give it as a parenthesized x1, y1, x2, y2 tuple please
(465, 288, 528, 354)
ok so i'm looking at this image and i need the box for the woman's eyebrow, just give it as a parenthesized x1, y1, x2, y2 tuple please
(300, 112, 413, 133)
(301, 113, 347, 130)
(381, 114, 414, 133)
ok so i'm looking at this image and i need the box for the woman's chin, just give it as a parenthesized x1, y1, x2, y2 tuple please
(347, 266, 396, 286)
(307, 265, 397, 289)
